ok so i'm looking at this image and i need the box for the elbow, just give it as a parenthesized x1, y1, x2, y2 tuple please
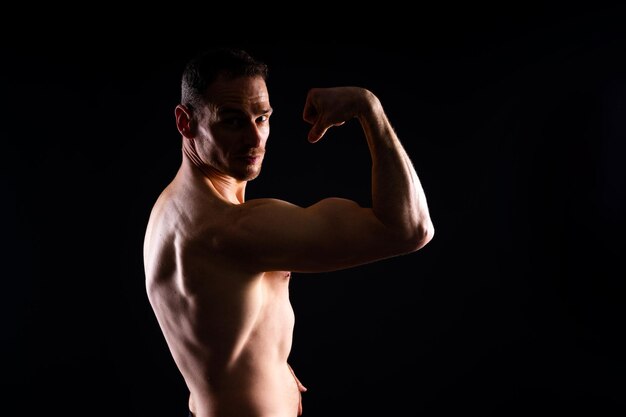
(405, 218, 435, 253)
(380, 215, 435, 255)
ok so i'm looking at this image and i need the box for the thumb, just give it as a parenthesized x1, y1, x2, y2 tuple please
(308, 122, 329, 143)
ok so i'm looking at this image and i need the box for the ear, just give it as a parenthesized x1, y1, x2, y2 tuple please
(175, 104, 195, 138)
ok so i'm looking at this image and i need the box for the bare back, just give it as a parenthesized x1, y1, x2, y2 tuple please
(143, 170, 301, 417)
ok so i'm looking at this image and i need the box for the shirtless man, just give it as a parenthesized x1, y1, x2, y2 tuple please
(143, 47, 435, 417)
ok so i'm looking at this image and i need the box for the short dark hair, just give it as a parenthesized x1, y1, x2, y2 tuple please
(181, 47, 268, 114)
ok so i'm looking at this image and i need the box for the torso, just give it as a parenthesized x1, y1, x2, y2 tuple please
(143, 173, 300, 417)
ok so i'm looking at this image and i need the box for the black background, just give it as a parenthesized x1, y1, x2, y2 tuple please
(2, 6, 626, 416)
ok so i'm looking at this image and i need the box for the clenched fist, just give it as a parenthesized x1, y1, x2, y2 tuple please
(302, 87, 379, 143)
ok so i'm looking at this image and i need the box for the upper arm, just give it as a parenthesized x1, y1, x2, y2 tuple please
(219, 197, 417, 273)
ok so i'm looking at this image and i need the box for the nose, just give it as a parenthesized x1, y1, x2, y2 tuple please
(243, 122, 266, 148)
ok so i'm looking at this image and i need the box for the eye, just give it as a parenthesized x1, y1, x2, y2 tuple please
(257, 114, 270, 123)
(223, 117, 245, 127)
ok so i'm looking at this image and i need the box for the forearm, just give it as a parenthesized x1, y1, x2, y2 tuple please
(358, 93, 433, 244)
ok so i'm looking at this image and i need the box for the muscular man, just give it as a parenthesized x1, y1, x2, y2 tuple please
(143, 47, 434, 417)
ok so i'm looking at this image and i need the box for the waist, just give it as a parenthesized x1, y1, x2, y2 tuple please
(189, 362, 300, 417)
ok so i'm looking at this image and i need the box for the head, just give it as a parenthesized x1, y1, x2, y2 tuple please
(175, 48, 271, 182)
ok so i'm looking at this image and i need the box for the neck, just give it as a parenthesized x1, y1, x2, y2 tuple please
(180, 148, 247, 204)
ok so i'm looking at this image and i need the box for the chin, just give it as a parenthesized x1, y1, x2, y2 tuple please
(246, 170, 262, 181)
(248, 163, 263, 177)
(234, 166, 261, 182)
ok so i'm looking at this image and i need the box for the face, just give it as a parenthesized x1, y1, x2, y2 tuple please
(193, 75, 272, 182)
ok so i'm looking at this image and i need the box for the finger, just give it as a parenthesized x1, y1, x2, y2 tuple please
(302, 90, 318, 124)
(308, 122, 330, 143)
(303, 102, 318, 124)
(308, 118, 347, 142)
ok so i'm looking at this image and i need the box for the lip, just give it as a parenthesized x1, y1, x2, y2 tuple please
(240, 154, 263, 164)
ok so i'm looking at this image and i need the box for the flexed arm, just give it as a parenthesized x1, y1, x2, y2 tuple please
(303, 87, 434, 250)
(219, 87, 433, 273)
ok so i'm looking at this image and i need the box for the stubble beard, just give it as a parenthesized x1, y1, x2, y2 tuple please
(232, 163, 262, 182)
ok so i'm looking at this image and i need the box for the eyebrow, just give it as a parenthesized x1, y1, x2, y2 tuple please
(217, 106, 273, 116)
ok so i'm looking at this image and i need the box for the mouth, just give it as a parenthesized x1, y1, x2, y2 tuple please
(239, 153, 264, 165)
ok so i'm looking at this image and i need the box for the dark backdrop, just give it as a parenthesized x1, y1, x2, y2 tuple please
(2, 7, 625, 416)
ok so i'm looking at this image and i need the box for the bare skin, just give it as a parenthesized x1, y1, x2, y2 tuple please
(143, 75, 434, 417)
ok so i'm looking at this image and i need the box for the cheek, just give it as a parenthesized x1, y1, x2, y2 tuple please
(260, 125, 270, 142)
(204, 126, 228, 147)
(196, 128, 225, 157)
